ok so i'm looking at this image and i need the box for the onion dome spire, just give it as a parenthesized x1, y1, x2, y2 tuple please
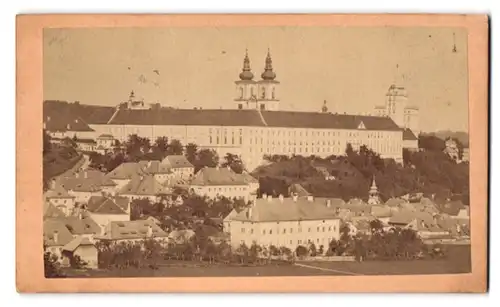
(261, 48, 276, 80)
(369, 177, 378, 196)
(239, 49, 254, 81)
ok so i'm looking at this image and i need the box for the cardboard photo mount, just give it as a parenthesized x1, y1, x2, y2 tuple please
(16, 14, 488, 293)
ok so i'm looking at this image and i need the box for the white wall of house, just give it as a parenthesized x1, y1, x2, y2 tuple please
(191, 184, 250, 201)
(68, 190, 102, 204)
(226, 219, 341, 250)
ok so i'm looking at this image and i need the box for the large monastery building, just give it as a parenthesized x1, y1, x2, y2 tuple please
(44, 49, 420, 170)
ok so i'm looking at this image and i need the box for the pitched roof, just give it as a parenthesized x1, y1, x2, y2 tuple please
(109, 109, 266, 126)
(97, 134, 114, 139)
(232, 197, 341, 223)
(161, 155, 194, 169)
(43, 100, 116, 125)
(260, 111, 402, 131)
(44, 184, 74, 199)
(106, 108, 401, 131)
(190, 167, 248, 186)
(43, 114, 94, 132)
(62, 236, 96, 252)
(371, 205, 393, 218)
(86, 196, 129, 214)
(385, 197, 406, 207)
(403, 128, 418, 141)
(119, 175, 169, 196)
(140, 160, 172, 175)
(57, 176, 103, 193)
(43, 203, 67, 220)
(106, 162, 145, 180)
(437, 200, 467, 216)
(56, 216, 101, 235)
(240, 171, 259, 184)
(43, 220, 74, 246)
(97, 220, 169, 240)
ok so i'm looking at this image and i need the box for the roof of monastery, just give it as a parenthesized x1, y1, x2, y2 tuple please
(403, 128, 418, 141)
(190, 167, 248, 186)
(97, 220, 169, 241)
(87, 196, 129, 214)
(44, 114, 94, 132)
(44, 100, 116, 125)
(107, 108, 402, 131)
(231, 197, 341, 223)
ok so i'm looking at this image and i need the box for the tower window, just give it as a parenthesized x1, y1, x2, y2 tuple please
(272, 87, 275, 99)
(239, 87, 244, 99)
(260, 104, 266, 110)
(261, 88, 266, 99)
(238, 104, 243, 109)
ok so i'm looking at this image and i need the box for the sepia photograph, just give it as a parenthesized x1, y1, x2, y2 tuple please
(16, 14, 488, 293)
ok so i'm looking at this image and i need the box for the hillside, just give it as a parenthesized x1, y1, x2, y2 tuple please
(423, 130, 469, 147)
(252, 147, 469, 205)
(43, 132, 82, 190)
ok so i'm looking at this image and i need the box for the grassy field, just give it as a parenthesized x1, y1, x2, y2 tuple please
(64, 244, 471, 278)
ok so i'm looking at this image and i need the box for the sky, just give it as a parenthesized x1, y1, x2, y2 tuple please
(43, 26, 469, 132)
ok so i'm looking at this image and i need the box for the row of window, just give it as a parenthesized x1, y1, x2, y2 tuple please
(207, 186, 248, 193)
(241, 225, 337, 234)
(242, 238, 334, 246)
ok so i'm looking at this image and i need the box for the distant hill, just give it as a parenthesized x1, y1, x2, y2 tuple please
(422, 130, 469, 147)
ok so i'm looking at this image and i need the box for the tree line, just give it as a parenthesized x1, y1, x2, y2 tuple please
(88, 134, 245, 174)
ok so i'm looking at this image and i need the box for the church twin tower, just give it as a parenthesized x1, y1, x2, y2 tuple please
(234, 49, 280, 111)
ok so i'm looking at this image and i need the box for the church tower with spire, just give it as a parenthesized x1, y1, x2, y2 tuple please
(234, 49, 258, 110)
(256, 48, 280, 111)
(367, 177, 381, 205)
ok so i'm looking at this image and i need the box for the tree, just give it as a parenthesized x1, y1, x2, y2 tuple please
(318, 245, 324, 256)
(44, 245, 65, 278)
(295, 245, 308, 258)
(221, 153, 245, 174)
(185, 143, 198, 164)
(195, 149, 219, 172)
(167, 139, 184, 155)
(43, 130, 52, 154)
(418, 134, 445, 152)
(308, 243, 317, 257)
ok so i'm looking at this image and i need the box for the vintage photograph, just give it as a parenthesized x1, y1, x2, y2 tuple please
(41, 26, 472, 279)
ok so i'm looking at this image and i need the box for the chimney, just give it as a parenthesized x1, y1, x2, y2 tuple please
(216, 166, 220, 171)
(267, 195, 272, 202)
(84, 171, 88, 179)
(43, 122, 47, 130)
(307, 195, 314, 202)
(227, 165, 231, 171)
(326, 199, 331, 208)
(247, 207, 253, 219)
(262, 193, 267, 200)
(292, 194, 298, 202)
(50, 179, 56, 190)
(147, 225, 153, 237)
(278, 194, 284, 203)
(53, 231, 59, 244)
(75, 173, 79, 178)
(147, 161, 152, 168)
(66, 124, 71, 130)
(47, 116, 51, 121)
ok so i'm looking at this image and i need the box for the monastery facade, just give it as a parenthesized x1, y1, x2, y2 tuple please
(45, 49, 420, 170)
